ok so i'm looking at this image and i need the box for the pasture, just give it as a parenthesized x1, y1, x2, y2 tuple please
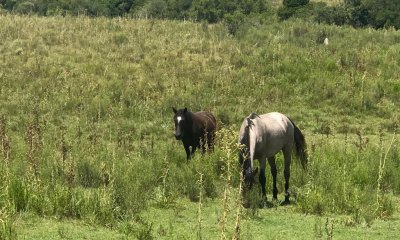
(0, 14, 399, 239)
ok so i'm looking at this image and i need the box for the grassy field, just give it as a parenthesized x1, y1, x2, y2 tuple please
(0, 13, 399, 239)
(13, 197, 400, 239)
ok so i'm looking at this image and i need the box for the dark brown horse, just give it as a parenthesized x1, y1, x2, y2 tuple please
(172, 107, 217, 160)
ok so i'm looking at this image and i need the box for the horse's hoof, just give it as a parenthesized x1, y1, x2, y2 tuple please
(280, 199, 290, 206)
(242, 201, 250, 208)
(265, 201, 275, 208)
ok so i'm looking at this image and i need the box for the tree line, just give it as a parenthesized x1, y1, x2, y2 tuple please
(0, 0, 399, 30)
(0, 0, 266, 22)
(278, 0, 400, 30)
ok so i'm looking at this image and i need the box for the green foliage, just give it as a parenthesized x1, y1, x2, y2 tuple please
(0, 0, 268, 24)
(0, 209, 16, 240)
(14, 1, 35, 14)
(315, 4, 348, 26)
(283, 0, 309, 8)
(77, 161, 105, 188)
(0, 14, 399, 238)
(1, 0, 399, 30)
(190, 0, 267, 23)
(278, 0, 310, 21)
(8, 177, 29, 212)
(295, 134, 399, 224)
(295, 0, 400, 30)
(346, 0, 400, 29)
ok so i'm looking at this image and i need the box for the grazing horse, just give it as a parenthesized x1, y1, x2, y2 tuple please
(172, 107, 217, 160)
(238, 112, 307, 205)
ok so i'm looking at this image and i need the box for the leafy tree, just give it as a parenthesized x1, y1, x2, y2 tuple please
(109, 0, 132, 16)
(14, 1, 35, 14)
(224, 10, 245, 35)
(190, 0, 221, 23)
(317, 6, 348, 25)
(283, 0, 309, 8)
(344, 0, 400, 29)
(361, 0, 400, 29)
(191, 0, 266, 23)
(278, 0, 310, 21)
(0, 0, 19, 10)
(166, 0, 193, 19)
(0, 0, 269, 23)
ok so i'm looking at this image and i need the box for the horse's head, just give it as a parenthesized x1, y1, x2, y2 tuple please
(243, 160, 258, 190)
(172, 107, 188, 140)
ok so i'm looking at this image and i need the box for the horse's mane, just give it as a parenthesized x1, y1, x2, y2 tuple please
(240, 113, 258, 165)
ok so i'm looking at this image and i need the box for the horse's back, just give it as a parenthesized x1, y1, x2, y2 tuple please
(244, 112, 294, 158)
(194, 111, 217, 130)
(256, 112, 293, 138)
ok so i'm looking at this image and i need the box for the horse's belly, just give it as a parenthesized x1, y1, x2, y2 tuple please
(254, 138, 285, 159)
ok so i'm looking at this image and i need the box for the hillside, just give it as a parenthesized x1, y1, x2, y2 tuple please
(0, 14, 399, 239)
(1, 15, 399, 134)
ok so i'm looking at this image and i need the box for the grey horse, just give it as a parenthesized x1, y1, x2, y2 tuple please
(238, 112, 307, 205)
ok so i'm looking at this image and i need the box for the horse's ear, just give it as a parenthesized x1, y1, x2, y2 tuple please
(183, 107, 187, 113)
(249, 112, 259, 119)
(246, 117, 253, 126)
(172, 107, 177, 114)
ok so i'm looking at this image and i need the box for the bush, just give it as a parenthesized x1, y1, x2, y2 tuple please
(8, 177, 29, 212)
(283, 0, 309, 8)
(77, 161, 105, 188)
(14, 1, 35, 14)
(278, 0, 400, 30)
(315, 5, 349, 26)
(347, 0, 400, 29)
(278, 0, 311, 21)
(277, 5, 297, 21)
(224, 11, 245, 35)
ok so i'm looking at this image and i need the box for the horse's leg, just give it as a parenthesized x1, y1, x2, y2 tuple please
(184, 142, 191, 160)
(259, 157, 267, 199)
(267, 156, 278, 201)
(282, 147, 292, 205)
(200, 136, 206, 154)
(207, 131, 214, 152)
(191, 143, 197, 156)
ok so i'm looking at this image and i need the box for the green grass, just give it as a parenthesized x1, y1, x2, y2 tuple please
(13, 197, 400, 239)
(0, 13, 399, 239)
(140, 198, 400, 240)
(15, 214, 125, 240)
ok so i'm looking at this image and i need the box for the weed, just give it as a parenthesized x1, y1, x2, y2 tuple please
(325, 217, 334, 240)
(197, 172, 204, 240)
(232, 172, 243, 240)
(354, 130, 369, 152)
(0, 116, 11, 165)
(375, 133, 396, 218)
(25, 118, 42, 178)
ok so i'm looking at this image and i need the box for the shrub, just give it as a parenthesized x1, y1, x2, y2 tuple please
(14, 1, 35, 14)
(315, 5, 349, 26)
(77, 161, 104, 188)
(283, 0, 309, 8)
(8, 177, 29, 212)
(278, 0, 312, 21)
(224, 11, 245, 35)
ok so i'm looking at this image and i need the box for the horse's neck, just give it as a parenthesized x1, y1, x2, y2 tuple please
(184, 111, 195, 132)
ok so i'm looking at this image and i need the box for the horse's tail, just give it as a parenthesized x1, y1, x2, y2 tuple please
(289, 119, 307, 170)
